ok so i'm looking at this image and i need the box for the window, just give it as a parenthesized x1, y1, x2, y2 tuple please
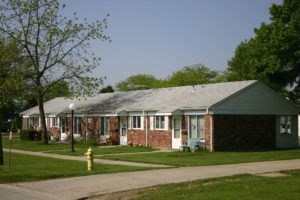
(155, 116, 165, 129)
(51, 117, 58, 127)
(280, 116, 292, 134)
(34, 117, 39, 129)
(29, 118, 33, 129)
(132, 116, 141, 129)
(100, 117, 109, 136)
(189, 116, 204, 139)
(74, 117, 81, 134)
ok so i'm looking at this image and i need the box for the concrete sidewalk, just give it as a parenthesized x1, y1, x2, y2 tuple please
(2, 158, 300, 200)
(3, 148, 171, 168)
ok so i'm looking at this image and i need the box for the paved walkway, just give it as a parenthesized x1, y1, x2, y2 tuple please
(3, 148, 171, 168)
(1, 159, 300, 200)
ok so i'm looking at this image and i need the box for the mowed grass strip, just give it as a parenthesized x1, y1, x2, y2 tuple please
(0, 152, 153, 183)
(2, 137, 90, 151)
(47, 146, 157, 156)
(102, 148, 300, 167)
(2, 138, 157, 155)
(133, 170, 300, 200)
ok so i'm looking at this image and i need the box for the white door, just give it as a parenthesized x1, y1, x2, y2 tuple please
(172, 117, 182, 149)
(120, 117, 127, 145)
(60, 117, 67, 141)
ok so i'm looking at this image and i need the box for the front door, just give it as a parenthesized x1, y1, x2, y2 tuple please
(60, 117, 67, 140)
(172, 117, 181, 149)
(120, 117, 127, 145)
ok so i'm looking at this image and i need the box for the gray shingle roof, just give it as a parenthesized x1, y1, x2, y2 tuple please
(20, 80, 257, 116)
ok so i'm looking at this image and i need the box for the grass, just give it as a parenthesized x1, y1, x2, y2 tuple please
(2, 137, 89, 151)
(1, 138, 156, 155)
(0, 152, 153, 183)
(47, 146, 157, 156)
(102, 148, 300, 167)
(133, 170, 300, 200)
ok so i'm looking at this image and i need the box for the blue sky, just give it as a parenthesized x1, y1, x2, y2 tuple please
(62, 0, 282, 87)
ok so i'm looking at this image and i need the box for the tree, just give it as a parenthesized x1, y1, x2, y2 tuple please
(227, 0, 300, 102)
(0, 40, 26, 105)
(167, 64, 221, 86)
(100, 85, 114, 93)
(116, 65, 224, 92)
(0, 0, 109, 144)
(45, 80, 71, 100)
(0, 39, 25, 165)
(116, 74, 160, 91)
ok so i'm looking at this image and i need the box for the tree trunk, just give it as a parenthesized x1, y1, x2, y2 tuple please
(0, 132, 3, 165)
(37, 94, 48, 144)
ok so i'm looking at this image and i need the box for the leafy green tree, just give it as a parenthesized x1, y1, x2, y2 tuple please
(167, 64, 221, 86)
(100, 85, 114, 93)
(116, 74, 160, 91)
(44, 80, 71, 100)
(0, 0, 109, 144)
(0, 40, 26, 105)
(228, 0, 300, 102)
(116, 65, 224, 91)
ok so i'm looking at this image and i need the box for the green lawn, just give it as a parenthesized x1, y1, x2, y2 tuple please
(0, 152, 152, 183)
(2, 138, 156, 155)
(102, 148, 300, 167)
(133, 170, 300, 200)
(2, 137, 90, 151)
(47, 146, 156, 156)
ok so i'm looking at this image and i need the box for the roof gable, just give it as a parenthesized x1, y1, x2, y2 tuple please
(210, 81, 299, 115)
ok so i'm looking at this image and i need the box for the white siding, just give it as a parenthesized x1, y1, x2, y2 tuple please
(150, 116, 154, 130)
(164, 116, 169, 130)
(298, 115, 300, 137)
(211, 82, 298, 115)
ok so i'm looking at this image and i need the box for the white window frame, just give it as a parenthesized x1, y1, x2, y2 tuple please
(132, 116, 141, 129)
(130, 116, 144, 130)
(74, 117, 81, 134)
(100, 117, 109, 136)
(189, 115, 205, 140)
(280, 116, 292, 135)
(155, 116, 165, 130)
(50, 117, 58, 128)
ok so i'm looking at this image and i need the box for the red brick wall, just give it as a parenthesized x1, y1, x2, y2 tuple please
(148, 130, 172, 148)
(127, 116, 172, 148)
(128, 129, 146, 146)
(86, 117, 100, 140)
(204, 115, 213, 151)
(213, 115, 276, 151)
(48, 127, 60, 138)
(109, 117, 119, 144)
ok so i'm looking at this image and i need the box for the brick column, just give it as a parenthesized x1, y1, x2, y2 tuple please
(204, 115, 213, 151)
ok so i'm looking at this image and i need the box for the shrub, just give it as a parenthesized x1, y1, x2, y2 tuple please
(87, 138, 99, 146)
(20, 129, 42, 141)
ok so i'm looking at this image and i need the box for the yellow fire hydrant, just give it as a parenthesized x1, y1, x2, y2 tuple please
(85, 147, 93, 171)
